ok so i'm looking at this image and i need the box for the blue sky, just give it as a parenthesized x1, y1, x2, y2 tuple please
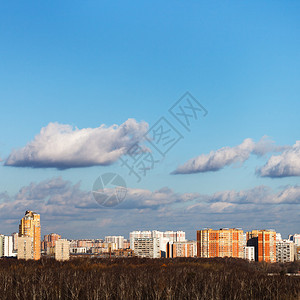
(0, 1, 299, 239)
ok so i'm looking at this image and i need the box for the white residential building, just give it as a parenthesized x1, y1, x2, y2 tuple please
(244, 246, 255, 261)
(104, 236, 124, 249)
(130, 230, 186, 253)
(133, 237, 160, 258)
(276, 239, 295, 263)
(130, 231, 152, 250)
(163, 231, 186, 243)
(0, 235, 14, 257)
(289, 234, 300, 246)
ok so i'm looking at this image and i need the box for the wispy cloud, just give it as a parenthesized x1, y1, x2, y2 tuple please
(257, 141, 300, 178)
(4, 119, 148, 169)
(172, 136, 283, 175)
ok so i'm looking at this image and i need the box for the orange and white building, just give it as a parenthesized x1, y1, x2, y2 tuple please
(246, 229, 276, 262)
(197, 228, 244, 258)
(18, 210, 41, 260)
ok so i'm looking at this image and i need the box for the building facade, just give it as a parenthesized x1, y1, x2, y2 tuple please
(55, 239, 70, 261)
(130, 230, 186, 257)
(19, 211, 41, 260)
(289, 234, 300, 246)
(12, 232, 18, 251)
(0, 235, 14, 257)
(276, 240, 295, 263)
(17, 236, 33, 260)
(244, 246, 255, 261)
(197, 228, 244, 258)
(167, 241, 197, 258)
(247, 230, 276, 262)
(42, 233, 61, 254)
(133, 237, 160, 258)
(104, 236, 124, 249)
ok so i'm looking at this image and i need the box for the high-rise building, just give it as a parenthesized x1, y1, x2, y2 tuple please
(17, 236, 33, 260)
(163, 231, 186, 243)
(18, 211, 41, 260)
(104, 236, 124, 249)
(42, 233, 61, 254)
(130, 230, 186, 255)
(133, 237, 160, 258)
(130, 231, 152, 250)
(55, 239, 70, 261)
(197, 228, 244, 258)
(246, 230, 276, 262)
(167, 241, 197, 258)
(276, 240, 295, 263)
(257, 229, 276, 263)
(0, 235, 14, 257)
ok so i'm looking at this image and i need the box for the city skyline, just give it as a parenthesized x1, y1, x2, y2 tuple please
(0, 209, 297, 241)
(1, 211, 299, 262)
(0, 1, 300, 239)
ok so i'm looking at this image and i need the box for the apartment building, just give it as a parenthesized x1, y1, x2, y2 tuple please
(244, 246, 255, 261)
(289, 234, 300, 246)
(55, 239, 70, 261)
(17, 236, 33, 260)
(276, 239, 295, 263)
(133, 237, 160, 258)
(167, 241, 197, 258)
(247, 229, 276, 262)
(104, 236, 124, 249)
(42, 233, 61, 254)
(19, 211, 41, 260)
(130, 230, 186, 257)
(0, 235, 14, 257)
(197, 228, 244, 258)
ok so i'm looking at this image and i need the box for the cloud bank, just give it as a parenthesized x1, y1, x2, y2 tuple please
(5, 119, 148, 169)
(0, 178, 299, 238)
(172, 136, 281, 175)
(0, 177, 200, 237)
(258, 141, 300, 177)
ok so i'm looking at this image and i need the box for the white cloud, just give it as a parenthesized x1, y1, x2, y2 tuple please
(258, 141, 300, 177)
(0, 178, 299, 238)
(120, 187, 200, 209)
(209, 202, 236, 213)
(4, 119, 148, 169)
(207, 185, 300, 204)
(0, 177, 200, 236)
(172, 136, 281, 174)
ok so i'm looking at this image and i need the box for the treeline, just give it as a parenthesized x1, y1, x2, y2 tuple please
(0, 257, 299, 299)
